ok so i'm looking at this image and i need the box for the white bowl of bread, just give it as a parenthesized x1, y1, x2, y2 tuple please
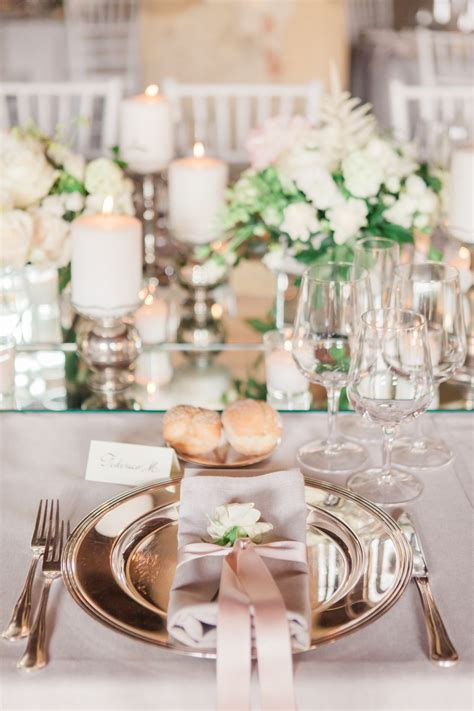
(163, 400, 282, 466)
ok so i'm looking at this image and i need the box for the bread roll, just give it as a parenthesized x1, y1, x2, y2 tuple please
(163, 405, 222, 455)
(222, 399, 282, 456)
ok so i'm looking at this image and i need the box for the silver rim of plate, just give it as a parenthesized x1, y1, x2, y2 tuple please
(62, 476, 412, 658)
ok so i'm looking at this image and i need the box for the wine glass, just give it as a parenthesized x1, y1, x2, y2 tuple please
(292, 262, 372, 474)
(347, 309, 434, 505)
(340, 237, 400, 443)
(391, 263, 466, 468)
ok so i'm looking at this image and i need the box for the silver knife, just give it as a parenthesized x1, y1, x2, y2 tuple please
(397, 512, 459, 667)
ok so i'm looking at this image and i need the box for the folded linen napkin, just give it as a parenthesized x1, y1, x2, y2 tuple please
(167, 469, 311, 651)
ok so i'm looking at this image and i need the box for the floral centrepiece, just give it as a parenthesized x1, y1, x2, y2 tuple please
(207, 503, 273, 547)
(202, 88, 444, 271)
(0, 126, 134, 277)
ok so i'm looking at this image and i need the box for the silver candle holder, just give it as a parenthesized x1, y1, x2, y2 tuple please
(74, 309, 142, 410)
(173, 244, 227, 366)
(131, 171, 178, 284)
(446, 229, 474, 389)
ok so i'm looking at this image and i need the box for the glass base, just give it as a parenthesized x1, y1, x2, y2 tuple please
(339, 415, 382, 444)
(392, 437, 453, 470)
(347, 468, 423, 505)
(296, 437, 368, 475)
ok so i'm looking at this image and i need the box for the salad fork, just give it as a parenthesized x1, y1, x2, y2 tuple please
(17, 518, 67, 671)
(2, 499, 58, 641)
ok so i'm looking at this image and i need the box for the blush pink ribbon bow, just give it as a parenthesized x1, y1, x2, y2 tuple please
(177, 539, 308, 711)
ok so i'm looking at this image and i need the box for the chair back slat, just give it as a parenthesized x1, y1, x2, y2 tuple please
(64, 0, 141, 93)
(0, 79, 123, 157)
(417, 28, 474, 86)
(162, 79, 323, 164)
(389, 79, 474, 144)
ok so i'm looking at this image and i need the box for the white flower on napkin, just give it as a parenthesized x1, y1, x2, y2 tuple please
(207, 503, 273, 546)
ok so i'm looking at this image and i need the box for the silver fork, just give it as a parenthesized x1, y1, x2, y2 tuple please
(17, 518, 68, 672)
(2, 499, 58, 641)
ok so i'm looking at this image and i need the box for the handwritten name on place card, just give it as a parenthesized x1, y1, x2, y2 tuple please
(85, 440, 181, 486)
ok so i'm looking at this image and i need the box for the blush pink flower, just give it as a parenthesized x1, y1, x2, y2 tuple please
(246, 115, 311, 170)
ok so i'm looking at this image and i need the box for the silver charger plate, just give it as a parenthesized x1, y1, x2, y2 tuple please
(62, 476, 412, 657)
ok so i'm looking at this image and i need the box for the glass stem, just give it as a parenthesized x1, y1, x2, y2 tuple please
(327, 387, 341, 445)
(381, 427, 396, 482)
(412, 417, 426, 451)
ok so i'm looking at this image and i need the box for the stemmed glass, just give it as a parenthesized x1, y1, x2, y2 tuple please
(391, 263, 466, 468)
(292, 262, 372, 474)
(347, 309, 434, 505)
(340, 237, 400, 443)
(0, 269, 29, 404)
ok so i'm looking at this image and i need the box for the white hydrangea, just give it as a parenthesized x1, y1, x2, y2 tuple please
(405, 175, 427, 197)
(262, 246, 286, 272)
(0, 209, 33, 269)
(385, 175, 401, 194)
(382, 193, 418, 229)
(262, 206, 282, 228)
(0, 187, 14, 211)
(296, 165, 343, 211)
(327, 198, 368, 245)
(342, 149, 384, 198)
(64, 191, 85, 213)
(84, 158, 124, 195)
(280, 202, 320, 243)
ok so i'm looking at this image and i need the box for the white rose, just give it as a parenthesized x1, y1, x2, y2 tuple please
(0, 131, 57, 208)
(0, 210, 33, 269)
(383, 194, 396, 207)
(84, 158, 125, 195)
(30, 208, 71, 268)
(327, 198, 368, 245)
(342, 150, 384, 198)
(262, 246, 286, 272)
(280, 202, 320, 243)
(41, 194, 66, 217)
(64, 191, 85, 213)
(207, 503, 273, 544)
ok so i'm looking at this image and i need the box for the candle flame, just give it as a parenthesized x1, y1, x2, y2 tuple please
(193, 141, 205, 158)
(145, 84, 159, 97)
(459, 246, 470, 261)
(102, 195, 114, 214)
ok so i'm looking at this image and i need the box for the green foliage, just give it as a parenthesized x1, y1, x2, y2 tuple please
(231, 377, 267, 401)
(51, 171, 86, 196)
(418, 162, 442, 193)
(111, 145, 128, 171)
(246, 318, 276, 334)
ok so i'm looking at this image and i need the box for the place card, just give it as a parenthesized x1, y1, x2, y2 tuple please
(85, 440, 182, 486)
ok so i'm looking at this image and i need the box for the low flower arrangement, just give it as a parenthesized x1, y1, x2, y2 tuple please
(0, 125, 134, 287)
(201, 88, 445, 272)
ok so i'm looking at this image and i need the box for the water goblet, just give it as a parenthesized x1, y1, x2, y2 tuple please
(292, 262, 372, 474)
(391, 263, 466, 468)
(347, 309, 434, 505)
(340, 237, 400, 444)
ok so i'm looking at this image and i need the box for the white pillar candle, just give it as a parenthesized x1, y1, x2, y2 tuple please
(120, 85, 174, 174)
(135, 297, 168, 344)
(168, 143, 228, 244)
(449, 147, 474, 243)
(266, 349, 309, 395)
(71, 202, 142, 317)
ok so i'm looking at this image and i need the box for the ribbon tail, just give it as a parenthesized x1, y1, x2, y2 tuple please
(238, 546, 296, 711)
(217, 552, 252, 711)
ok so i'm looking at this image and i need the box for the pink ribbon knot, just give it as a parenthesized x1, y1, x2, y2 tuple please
(177, 538, 307, 711)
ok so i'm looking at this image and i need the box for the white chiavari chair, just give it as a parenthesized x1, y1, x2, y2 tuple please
(416, 28, 474, 86)
(389, 80, 474, 142)
(64, 0, 142, 94)
(346, 0, 394, 42)
(161, 79, 323, 165)
(0, 79, 123, 157)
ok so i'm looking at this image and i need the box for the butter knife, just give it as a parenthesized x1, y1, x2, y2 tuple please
(397, 512, 458, 666)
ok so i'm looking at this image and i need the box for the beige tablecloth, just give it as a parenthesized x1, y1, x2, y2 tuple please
(0, 411, 472, 711)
